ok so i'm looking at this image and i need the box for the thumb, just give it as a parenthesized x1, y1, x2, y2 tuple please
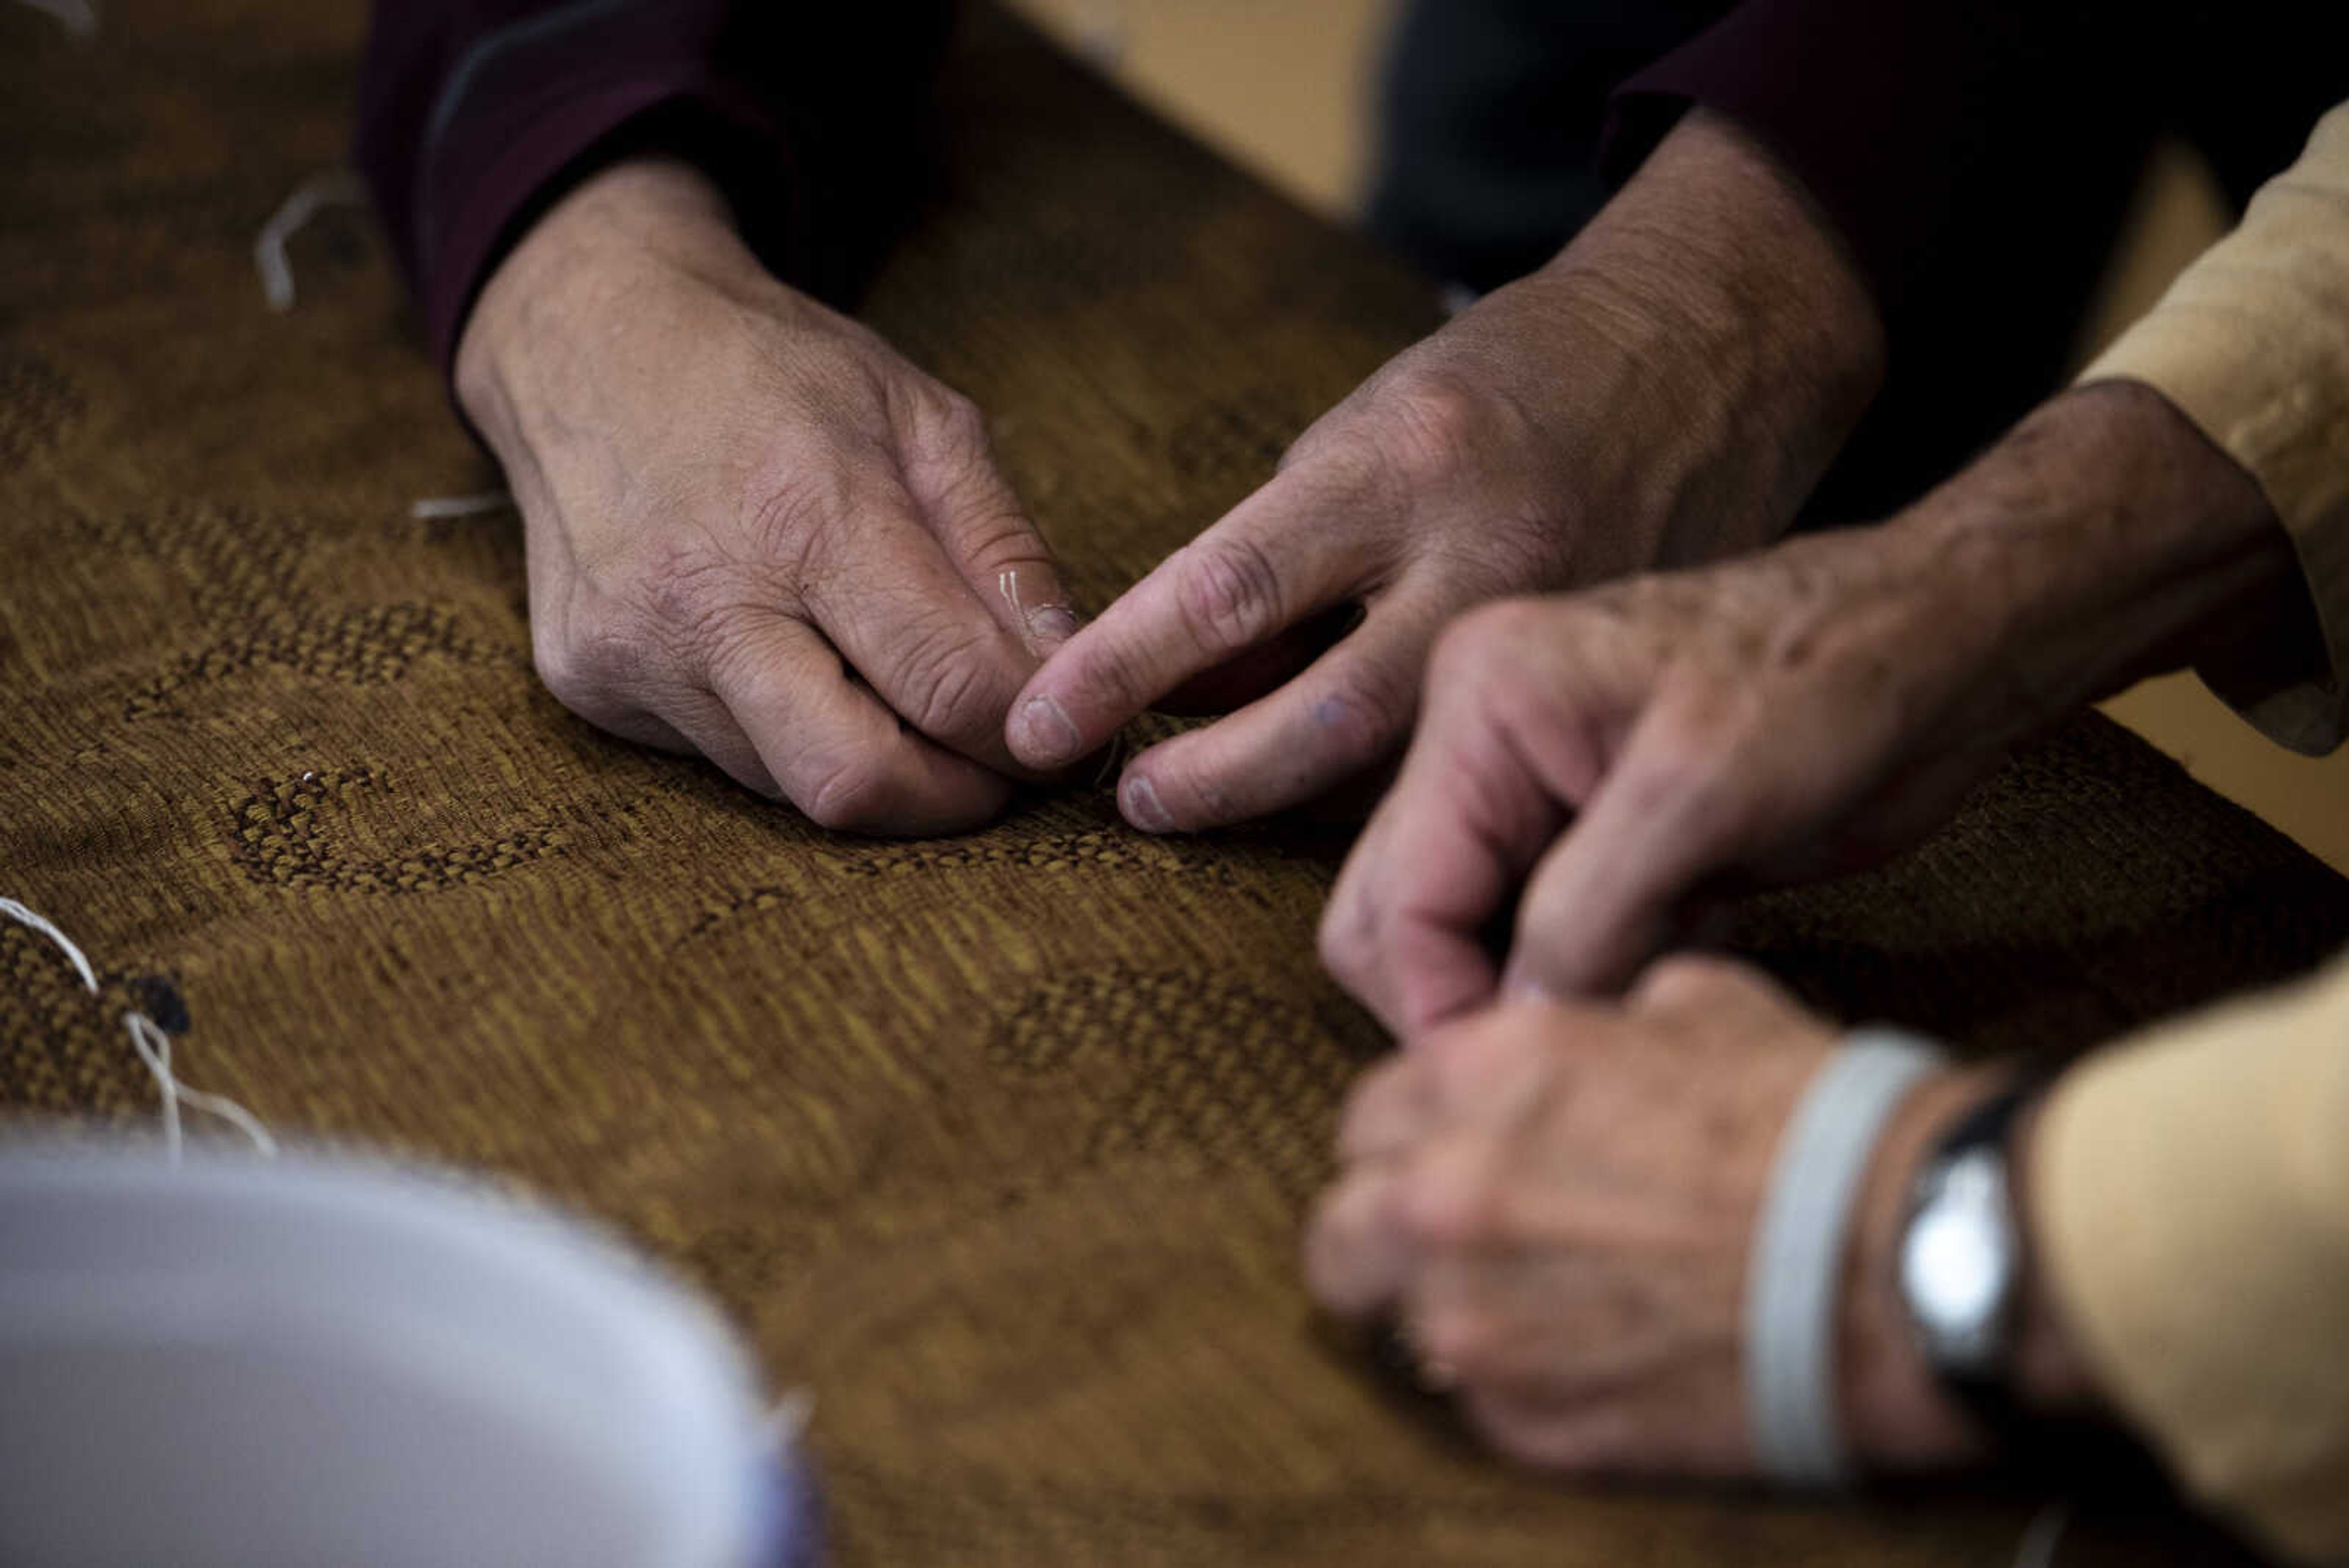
(904, 398, 1085, 658)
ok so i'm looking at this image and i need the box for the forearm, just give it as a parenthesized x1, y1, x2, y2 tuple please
(1518, 107, 1887, 569)
(2081, 101, 2349, 754)
(1885, 381, 2315, 750)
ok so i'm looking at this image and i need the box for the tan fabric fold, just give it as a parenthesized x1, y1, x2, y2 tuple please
(2082, 103, 2349, 754)
(2034, 957, 2349, 1564)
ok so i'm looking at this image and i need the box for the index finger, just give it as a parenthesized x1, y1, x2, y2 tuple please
(1320, 699, 1568, 1039)
(1006, 465, 1386, 771)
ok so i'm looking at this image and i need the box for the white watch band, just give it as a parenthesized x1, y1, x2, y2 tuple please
(1745, 1028, 1948, 1487)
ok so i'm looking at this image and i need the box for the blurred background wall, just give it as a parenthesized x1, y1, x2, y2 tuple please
(1004, 0, 2349, 873)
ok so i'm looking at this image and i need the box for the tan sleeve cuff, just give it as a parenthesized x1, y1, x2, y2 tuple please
(2079, 103, 2349, 755)
(2033, 957, 2349, 1563)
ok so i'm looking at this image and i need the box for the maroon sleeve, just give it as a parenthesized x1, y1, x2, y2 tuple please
(1598, 0, 2150, 330)
(1600, 0, 2349, 324)
(1592, 0, 2348, 523)
(354, 1, 953, 376)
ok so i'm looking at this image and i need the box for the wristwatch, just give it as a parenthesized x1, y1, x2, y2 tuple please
(1896, 1077, 2043, 1445)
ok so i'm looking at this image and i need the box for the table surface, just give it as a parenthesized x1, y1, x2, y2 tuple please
(2, 4, 2343, 1564)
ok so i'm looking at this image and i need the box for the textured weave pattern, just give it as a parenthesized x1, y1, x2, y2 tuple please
(1, 4, 2342, 1564)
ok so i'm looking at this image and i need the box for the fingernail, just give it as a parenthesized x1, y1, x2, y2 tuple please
(1026, 604, 1083, 646)
(1015, 694, 1082, 766)
(1122, 774, 1175, 833)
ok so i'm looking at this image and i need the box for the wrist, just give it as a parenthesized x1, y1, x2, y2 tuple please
(1888, 381, 2299, 745)
(1532, 107, 1885, 567)
(454, 157, 760, 447)
(2006, 1092, 2102, 1417)
(1838, 1066, 2104, 1468)
(1836, 1065, 1995, 1467)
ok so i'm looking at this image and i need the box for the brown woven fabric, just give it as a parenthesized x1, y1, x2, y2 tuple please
(2, 4, 2342, 1563)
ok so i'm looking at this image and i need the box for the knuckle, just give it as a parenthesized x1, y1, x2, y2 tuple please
(1316, 891, 1375, 991)
(618, 532, 766, 661)
(1638, 954, 1732, 1001)
(1400, 1157, 1507, 1249)
(533, 608, 648, 719)
(1627, 704, 1725, 803)
(946, 503, 1048, 584)
(1379, 372, 1488, 489)
(802, 758, 893, 834)
(935, 387, 990, 448)
(530, 626, 591, 712)
(887, 618, 1008, 741)
(914, 381, 982, 435)
(1631, 953, 1767, 1017)
(1428, 597, 1539, 688)
(1174, 533, 1287, 656)
(1416, 1303, 1504, 1380)
(900, 382, 993, 470)
(1630, 697, 1762, 835)
(744, 468, 853, 576)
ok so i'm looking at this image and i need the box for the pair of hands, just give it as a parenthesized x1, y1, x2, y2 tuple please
(456, 108, 1882, 839)
(456, 152, 1582, 833)
(1305, 957, 2005, 1475)
(1300, 377, 2286, 1478)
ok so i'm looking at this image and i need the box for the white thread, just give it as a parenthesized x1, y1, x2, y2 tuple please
(2012, 1503, 2073, 1568)
(2, 896, 276, 1162)
(12, 0, 97, 37)
(123, 1012, 278, 1163)
(0, 896, 98, 993)
(998, 568, 1026, 624)
(254, 169, 368, 313)
(411, 489, 513, 521)
(1093, 729, 1126, 790)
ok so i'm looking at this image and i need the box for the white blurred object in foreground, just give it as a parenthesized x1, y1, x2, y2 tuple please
(0, 1144, 815, 1568)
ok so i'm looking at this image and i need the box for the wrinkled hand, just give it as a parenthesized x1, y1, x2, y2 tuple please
(1305, 957, 1984, 1476)
(1320, 528, 2004, 1032)
(1006, 109, 1885, 834)
(458, 158, 1079, 834)
(1321, 382, 2295, 1033)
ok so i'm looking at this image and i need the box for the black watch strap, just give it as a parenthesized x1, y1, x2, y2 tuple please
(1912, 1074, 2045, 1452)
(1910, 1071, 2162, 1483)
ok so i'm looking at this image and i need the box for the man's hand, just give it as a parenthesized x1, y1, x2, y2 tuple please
(456, 158, 1080, 833)
(1322, 382, 2301, 1034)
(1004, 109, 1886, 834)
(1305, 957, 2095, 1476)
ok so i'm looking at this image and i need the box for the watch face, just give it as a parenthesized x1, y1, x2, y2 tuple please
(1899, 1153, 2015, 1364)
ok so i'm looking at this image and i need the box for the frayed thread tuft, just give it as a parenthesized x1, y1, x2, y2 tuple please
(1, 896, 276, 1162)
